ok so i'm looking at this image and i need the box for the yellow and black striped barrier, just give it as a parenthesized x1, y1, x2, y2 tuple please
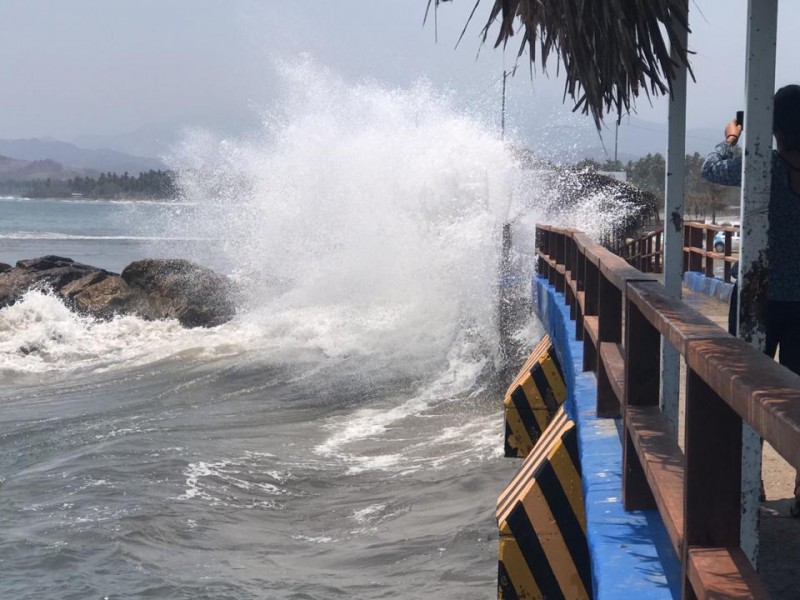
(497, 406, 591, 600)
(504, 335, 567, 457)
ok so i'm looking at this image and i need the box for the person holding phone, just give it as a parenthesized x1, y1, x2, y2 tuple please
(702, 84, 800, 515)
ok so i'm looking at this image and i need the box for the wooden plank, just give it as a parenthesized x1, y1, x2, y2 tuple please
(626, 406, 685, 556)
(626, 281, 729, 356)
(576, 291, 586, 313)
(584, 262, 599, 317)
(682, 369, 742, 594)
(582, 315, 599, 373)
(685, 336, 800, 471)
(599, 342, 625, 405)
(582, 244, 603, 267)
(686, 547, 769, 600)
(623, 298, 661, 511)
(598, 252, 658, 291)
(583, 316, 598, 346)
(598, 272, 622, 343)
(539, 254, 558, 270)
(572, 232, 596, 254)
(567, 274, 578, 295)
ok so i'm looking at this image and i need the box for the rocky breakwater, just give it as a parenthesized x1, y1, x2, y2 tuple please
(0, 256, 235, 328)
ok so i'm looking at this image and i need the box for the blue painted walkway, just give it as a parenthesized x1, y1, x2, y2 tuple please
(534, 274, 681, 599)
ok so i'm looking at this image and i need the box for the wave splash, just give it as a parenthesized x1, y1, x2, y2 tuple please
(2, 59, 545, 393)
(165, 59, 531, 382)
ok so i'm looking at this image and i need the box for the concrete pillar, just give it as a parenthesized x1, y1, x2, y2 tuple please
(660, 1, 688, 436)
(738, 0, 778, 566)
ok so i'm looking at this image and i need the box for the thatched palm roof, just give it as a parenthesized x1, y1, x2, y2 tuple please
(428, 0, 693, 128)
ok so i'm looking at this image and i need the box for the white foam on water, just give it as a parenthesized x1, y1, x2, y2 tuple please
(0, 290, 252, 374)
(179, 454, 292, 510)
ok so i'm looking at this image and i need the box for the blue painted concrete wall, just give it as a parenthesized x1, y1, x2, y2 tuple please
(534, 274, 681, 599)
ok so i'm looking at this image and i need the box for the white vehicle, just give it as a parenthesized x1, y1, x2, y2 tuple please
(714, 229, 741, 253)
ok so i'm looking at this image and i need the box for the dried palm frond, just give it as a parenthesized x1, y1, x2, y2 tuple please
(427, 0, 693, 128)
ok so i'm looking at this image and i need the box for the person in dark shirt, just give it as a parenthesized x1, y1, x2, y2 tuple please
(702, 84, 800, 515)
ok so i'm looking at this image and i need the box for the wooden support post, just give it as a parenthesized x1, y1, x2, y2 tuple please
(597, 272, 622, 416)
(682, 369, 742, 599)
(598, 274, 621, 344)
(583, 261, 599, 372)
(575, 245, 586, 341)
(704, 229, 715, 278)
(623, 296, 660, 510)
(655, 230, 663, 273)
(566, 235, 576, 318)
(554, 231, 565, 294)
(688, 227, 703, 272)
(536, 227, 549, 280)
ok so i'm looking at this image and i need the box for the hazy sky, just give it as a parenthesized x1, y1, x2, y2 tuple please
(1, 1, 799, 153)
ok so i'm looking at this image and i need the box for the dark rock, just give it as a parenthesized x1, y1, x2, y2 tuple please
(0, 256, 114, 308)
(120, 259, 235, 327)
(0, 263, 11, 274)
(70, 276, 152, 321)
(60, 270, 112, 301)
(0, 256, 235, 328)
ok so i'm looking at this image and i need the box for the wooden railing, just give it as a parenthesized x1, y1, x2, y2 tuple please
(621, 222, 740, 283)
(683, 221, 739, 283)
(537, 224, 800, 599)
(621, 227, 663, 274)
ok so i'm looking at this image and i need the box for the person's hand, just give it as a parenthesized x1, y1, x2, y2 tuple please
(725, 119, 743, 145)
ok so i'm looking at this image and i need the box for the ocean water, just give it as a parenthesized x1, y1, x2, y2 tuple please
(0, 64, 553, 599)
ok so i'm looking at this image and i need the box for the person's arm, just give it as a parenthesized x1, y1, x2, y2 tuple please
(701, 119, 743, 187)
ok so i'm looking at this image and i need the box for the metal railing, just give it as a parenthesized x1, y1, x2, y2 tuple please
(537, 224, 800, 599)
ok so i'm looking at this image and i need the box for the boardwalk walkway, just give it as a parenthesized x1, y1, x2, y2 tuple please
(682, 286, 800, 598)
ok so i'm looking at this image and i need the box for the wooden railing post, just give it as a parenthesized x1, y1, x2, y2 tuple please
(622, 296, 660, 510)
(683, 223, 690, 273)
(554, 231, 566, 293)
(596, 271, 622, 417)
(598, 275, 621, 344)
(583, 259, 599, 372)
(703, 228, 715, 277)
(536, 226, 545, 277)
(688, 224, 703, 272)
(547, 230, 558, 288)
(655, 230, 663, 273)
(574, 241, 586, 340)
(682, 368, 743, 599)
(565, 232, 576, 318)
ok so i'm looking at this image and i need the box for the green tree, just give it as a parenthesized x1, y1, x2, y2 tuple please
(625, 153, 665, 197)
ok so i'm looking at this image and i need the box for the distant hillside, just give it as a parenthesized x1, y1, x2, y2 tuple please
(0, 155, 85, 182)
(0, 138, 165, 175)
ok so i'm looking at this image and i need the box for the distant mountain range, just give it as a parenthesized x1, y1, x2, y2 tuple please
(0, 118, 726, 184)
(0, 138, 165, 181)
(0, 155, 77, 182)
